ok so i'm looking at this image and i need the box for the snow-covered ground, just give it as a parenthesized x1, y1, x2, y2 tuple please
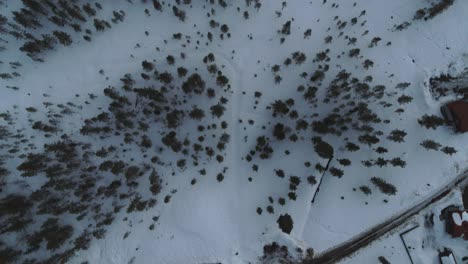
(1, 1, 468, 263)
(344, 188, 467, 264)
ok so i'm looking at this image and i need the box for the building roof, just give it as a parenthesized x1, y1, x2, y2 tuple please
(446, 101, 468, 132)
(449, 210, 468, 240)
(440, 254, 457, 264)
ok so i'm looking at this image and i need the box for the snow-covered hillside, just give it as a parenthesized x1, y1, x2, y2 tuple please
(0, 0, 467, 263)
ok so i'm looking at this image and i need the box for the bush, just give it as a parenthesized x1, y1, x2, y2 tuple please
(166, 55, 175, 65)
(94, 19, 111, 31)
(371, 177, 397, 195)
(363, 59, 374, 69)
(303, 86, 318, 101)
(142, 60, 154, 71)
(418, 114, 445, 129)
(312, 137, 334, 159)
(157, 72, 173, 84)
(420, 139, 441, 150)
(53, 31, 72, 46)
(182, 73, 205, 94)
(375, 147, 388, 154)
(149, 170, 162, 195)
(374, 157, 388, 167)
(216, 173, 224, 182)
(338, 159, 351, 166)
(360, 186, 372, 195)
(177, 159, 186, 169)
(378, 256, 391, 264)
(358, 134, 380, 146)
(397, 95, 413, 104)
(210, 103, 226, 118)
(220, 24, 229, 33)
(275, 169, 285, 178)
(419, 0, 455, 20)
(254, 136, 274, 160)
(0, 195, 32, 216)
(277, 214, 293, 234)
(162, 131, 182, 152)
(189, 107, 205, 120)
(153, 0, 162, 11)
(310, 70, 325, 82)
(28, 218, 74, 251)
(329, 167, 344, 178)
(292, 51, 306, 64)
(441, 146, 457, 155)
(140, 135, 152, 148)
(315, 163, 326, 173)
(345, 142, 360, 152)
(127, 196, 148, 213)
(32, 121, 57, 133)
(414, 9, 426, 20)
(389, 157, 406, 168)
(387, 129, 406, 143)
(0, 247, 22, 263)
(111, 161, 125, 175)
(289, 176, 301, 190)
(73, 233, 91, 251)
(177, 67, 188, 77)
(17, 153, 49, 176)
(270, 100, 289, 116)
(307, 176, 317, 185)
(261, 242, 292, 262)
(349, 48, 360, 57)
(0, 165, 9, 181)
(125, 166, 140, 181)
(273, 123, 286, 140)
(216, 75, 229, 87)
(280, 20, 291, 35)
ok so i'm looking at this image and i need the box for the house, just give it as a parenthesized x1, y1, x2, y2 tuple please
(439, 248, 457, 264)
(440, 100, 468, 132)
(443, 207, 468, 240)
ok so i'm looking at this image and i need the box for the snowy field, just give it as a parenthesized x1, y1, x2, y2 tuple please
(0, 0, 468, 263)
(345, 188, 467, 264)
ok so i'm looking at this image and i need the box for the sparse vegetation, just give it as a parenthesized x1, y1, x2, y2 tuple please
(0, 1, 464, 262)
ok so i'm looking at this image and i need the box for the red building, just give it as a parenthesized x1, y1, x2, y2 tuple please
(445, 209, 468, 240)
(441, 100, 468, 133)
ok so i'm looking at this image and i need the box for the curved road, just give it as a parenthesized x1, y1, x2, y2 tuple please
(305, 171, 468, 264)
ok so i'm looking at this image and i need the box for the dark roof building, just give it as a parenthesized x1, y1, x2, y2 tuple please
(439, 248, 457, 264)
(441, 100, 468, 132)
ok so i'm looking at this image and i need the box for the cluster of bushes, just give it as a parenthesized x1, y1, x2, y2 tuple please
(414, 0, 454, 21)
(9, 1, 106, 59)
(420, 139, 457, 155)
(361, 157, 406, 168)
(0, 48, 238, 262)
(371, 177, 397, 195)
